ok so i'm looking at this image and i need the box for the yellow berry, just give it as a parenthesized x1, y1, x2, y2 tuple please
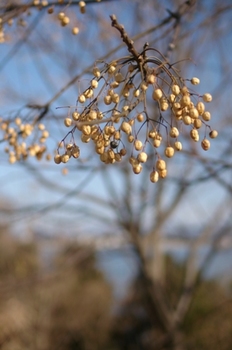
(15, 117, 22, 125)
(140, 82, 148, 91)
(88, 110, 97, 120)
(169, 127, 179, 138)
(96, 146, 104, 154)
(171, 84, 180, 96)
(193, 119, 202, 129)
(72, 145, 80, 158)
(160, 98, 169, 111)
(203, 93, 212, 102)
(54, 154, 62, 164)
(78, 94, 86, 103)
(121, 121, 131, 135)
(61, 154, 70, 163)
(201, 138, 210, 151)
(150, 171, 159, 183)
(191, 77, 200, 85)
(112, 93, 120, 104)
(130, 157, 139, 166)
(173, 102, 181, 112)
(58, 12, 65, 20)
(174, 141, 182, 151)
(72, 27, 79, 35)
(108, 65, 116, 74)
(161, 102, 169, 111)
(84, 88, 93, 99)
(115, 73, 124, 83)
(153, 139, 161, 148)
(147, 74, 156, 84)
(38, 123, 45, 130)
(202, 111, 211, 121)
(108, 149, 115, 160)
(134, 140, 143, 151)
(156, 159, 166, 171)
(136, 113, 144, 122)
(82, 125, 91, 135)
(104, 95, 112, 105)
(189, 108, 199, 119)
(165, 146, 175, 158)
(72, 111, 80, 121)
(91, 79, 98, 89)
(9, 155, 17, 164)
(169, 94, 176, 103)
(128, 135, 134, 143)
(42, 130, 49, 138)
(61, 16, 70, 26)
(183, 116, 192, 125)
(149, 129, 157, 138)
(64, 118, 72, 127)
(110, 81, 119, 89)
(115, 153, 122, 162)
(209, 130, 218, 139)
(133, 164, 143, 174)
(190, 129, 199, 142)
(122, 87, 130, 97)
(158, 169, 167, 179)
(137, 152, 147, 163)
(196, 101, 205, 115)
(81, 134, 91, 143)
(66, 143, 73, 150)
(133, 89, 140, 98)
(181, 86, 190, 95)
(181, 95, 191, 106)
(112, 131, 120, 141)
(93, 67, 100, 78)
(152, 88, 163, 101)
(79, 1, 86, 13)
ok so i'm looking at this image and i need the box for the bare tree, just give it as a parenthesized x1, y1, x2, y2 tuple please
(0, 1, 232, 349)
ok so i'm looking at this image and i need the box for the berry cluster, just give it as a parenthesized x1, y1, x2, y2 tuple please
(0, 0, 93, 43)
(0, 117, 50, 163)
(55, 17, 218, 183)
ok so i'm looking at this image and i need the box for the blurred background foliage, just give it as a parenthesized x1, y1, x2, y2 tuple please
(0, 227, 231, 349)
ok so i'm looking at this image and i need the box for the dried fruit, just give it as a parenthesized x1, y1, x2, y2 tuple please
(152, 88, 163, 101)
(134, 140, 143, 151)
(137, 152, 147, 163)
(201, 138, 210, 151)
(190, 129, 199, 142)
(165, 146, 175, 158)
(156, 159, 166, 171)
(169, 127, 179, 138)
(150, 171, 159, 183)
(191, 77, 200, 85)
(203, 93, 212, 102)
(209, 130, 218, 139)
(121, 121, 131, 134)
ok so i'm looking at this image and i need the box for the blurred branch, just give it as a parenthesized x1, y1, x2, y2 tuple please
(43, 0, 197, 109)
(174, 199, 231, 325)
(0, 11, 44, 71)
